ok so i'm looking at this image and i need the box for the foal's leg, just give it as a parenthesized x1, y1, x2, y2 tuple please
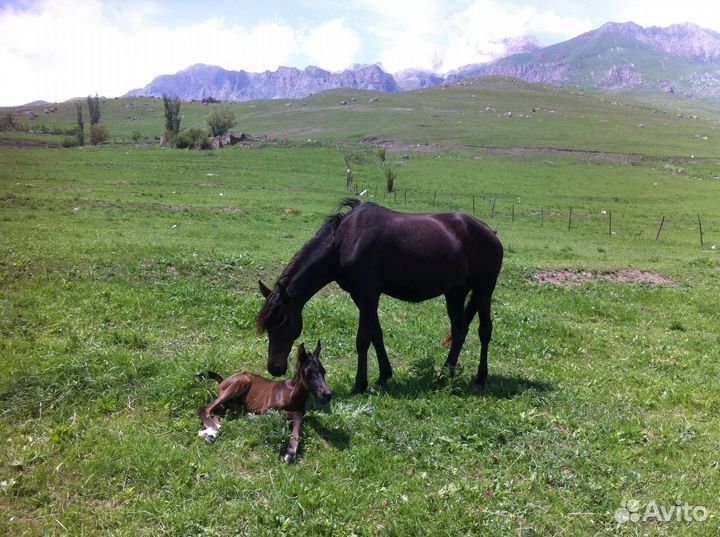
(197, 382, 249, 444)
(284, 411, 304, 464)
(441, 287, 471, 374)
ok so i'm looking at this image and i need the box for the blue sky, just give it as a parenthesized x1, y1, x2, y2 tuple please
(1, 0, 719, 105)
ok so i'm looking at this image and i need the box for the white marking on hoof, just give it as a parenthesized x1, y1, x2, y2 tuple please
(198, 426, 218, 438)
(284, 453, 296, 464)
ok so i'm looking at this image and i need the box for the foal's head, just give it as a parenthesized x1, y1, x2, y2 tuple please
(296, 341, 332, 404)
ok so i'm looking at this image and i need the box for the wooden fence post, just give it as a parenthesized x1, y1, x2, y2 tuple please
(655, 215, 665, 241)
(568, 207, 573, 230)
(491, 199, 496, 218)
(698, 215, 704, 247)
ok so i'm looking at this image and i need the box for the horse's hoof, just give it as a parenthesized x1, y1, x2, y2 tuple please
(437, 365, 455, 384)
(473, 380, 487, 393)
(284, 453, 296, 464)
(351, 383, 368, 395)
(205, 435, 216, 445)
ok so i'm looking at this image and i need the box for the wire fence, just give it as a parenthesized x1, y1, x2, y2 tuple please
(348, 182, 719, 251)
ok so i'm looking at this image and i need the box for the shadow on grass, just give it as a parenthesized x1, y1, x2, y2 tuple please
(306, 415, 351, 451)
(384, 357, 554, 399)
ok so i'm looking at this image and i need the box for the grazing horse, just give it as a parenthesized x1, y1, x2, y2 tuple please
(196, 341, 331, 463)
(257, 199, 503, 393)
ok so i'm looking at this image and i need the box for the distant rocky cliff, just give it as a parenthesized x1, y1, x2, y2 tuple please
(125, 22, 720, 102)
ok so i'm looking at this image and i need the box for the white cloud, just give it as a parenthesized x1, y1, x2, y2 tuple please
(0, 1, 329, 104)
(613, 0, 720, 30)
(302, 19, 360, 71)
(374, 0, 592, 72)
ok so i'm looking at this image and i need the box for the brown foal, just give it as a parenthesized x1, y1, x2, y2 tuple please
(196, 341, 331, 463)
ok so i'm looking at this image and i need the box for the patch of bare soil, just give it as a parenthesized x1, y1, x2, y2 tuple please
(360, 136, 451, 153)
(0, 139, 59, 148)
(359, 136, 644, 163)
(532, 268, 675, 287)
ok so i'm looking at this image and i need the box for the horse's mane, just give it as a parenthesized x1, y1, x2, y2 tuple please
(256, 198, 361, 334)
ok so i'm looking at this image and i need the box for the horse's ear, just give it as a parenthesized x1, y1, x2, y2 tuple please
(314, 340, 321, 357)
(258, 280, 271, 298)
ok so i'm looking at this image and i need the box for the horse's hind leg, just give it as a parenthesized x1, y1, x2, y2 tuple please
(475, 289, 493, 390)
(442, 287, 472, 374)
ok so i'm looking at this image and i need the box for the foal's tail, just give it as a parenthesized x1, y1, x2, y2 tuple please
(195, 371, 224, 383)
(441, 292, 479, 347)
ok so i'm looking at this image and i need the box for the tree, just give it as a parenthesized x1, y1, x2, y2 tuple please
(75, 103, 84, 146)
(162, 94, 181, 139)
(87, 94, 101, 125)
(206, 107, 235, 137)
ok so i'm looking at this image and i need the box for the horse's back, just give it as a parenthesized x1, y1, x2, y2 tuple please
(335, 204, 502, 299)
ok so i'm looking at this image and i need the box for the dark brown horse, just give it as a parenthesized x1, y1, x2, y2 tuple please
(196, 341, 331, 463)
(257, 199, 503, 393)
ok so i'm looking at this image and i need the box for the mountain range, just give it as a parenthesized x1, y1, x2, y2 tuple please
(126, 22, 720, 102)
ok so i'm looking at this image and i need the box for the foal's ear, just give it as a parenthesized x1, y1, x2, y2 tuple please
(258, 280, 271, 298)
(313, 340, 321, 357)
(297, 343, 307, 358)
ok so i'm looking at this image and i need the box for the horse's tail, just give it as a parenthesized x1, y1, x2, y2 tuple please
(441, 292, 479, 347)
(195, 371, 224, 383)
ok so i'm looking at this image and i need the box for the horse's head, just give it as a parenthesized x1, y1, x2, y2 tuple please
(257, 280, 303, 376)
(297, 341, 332, 404)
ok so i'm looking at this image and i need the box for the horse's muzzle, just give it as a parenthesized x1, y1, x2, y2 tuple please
(268, 362, 288, 377)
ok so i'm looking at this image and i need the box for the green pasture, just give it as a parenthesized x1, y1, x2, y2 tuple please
(1, 80, 720, 536)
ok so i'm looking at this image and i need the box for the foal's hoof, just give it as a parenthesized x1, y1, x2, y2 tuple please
(284, 453, 297, 464)
(204, 434, 216, 445)
(351, 382, 368, 395)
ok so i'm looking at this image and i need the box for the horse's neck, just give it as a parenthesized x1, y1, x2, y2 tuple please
(285, 232, 338, 307)
(286, 369, 309, 407)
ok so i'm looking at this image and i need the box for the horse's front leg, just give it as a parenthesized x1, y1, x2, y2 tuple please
(353, 294, 392, 392)
(284, 411, 304, 464)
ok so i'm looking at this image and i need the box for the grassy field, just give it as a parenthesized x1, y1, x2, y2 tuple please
(1, 80, 720, 536)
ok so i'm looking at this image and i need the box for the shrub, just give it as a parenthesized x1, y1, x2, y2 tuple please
(376, 147, 386, 162)
(385, 167, 396, 193)
(130, 130, 142, 142)
(206, 107, 236, 137)
(62, 137, 79, 148)
(90, 124, 110, 145)
(0, 113, 16, 131)
(174, 128, 210, 149)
